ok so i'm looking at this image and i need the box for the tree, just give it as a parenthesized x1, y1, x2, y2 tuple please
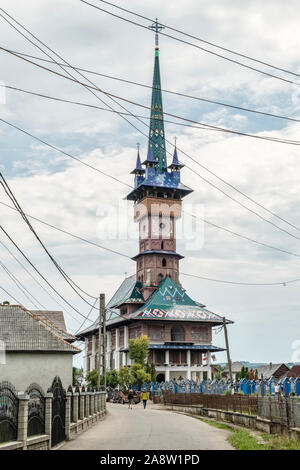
(145, 362, 157, 381)
(72, 366, 82, 386)
(130, 362, 151, 385)
(86, 369, 98, 388)
(106, 369, 119, 388)
(118, 367, 132, 387)
(129, 335, 149, 365)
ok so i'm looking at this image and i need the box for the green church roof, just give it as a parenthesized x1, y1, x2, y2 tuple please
(129, 276, 226, 324)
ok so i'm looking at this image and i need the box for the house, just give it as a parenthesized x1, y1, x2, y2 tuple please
(255, 363, 290, 380)
(0, 303, 80, 391)
(77, 30, 233, 382)
(286, 365, 300, 379)
(222, 361, 245, 380)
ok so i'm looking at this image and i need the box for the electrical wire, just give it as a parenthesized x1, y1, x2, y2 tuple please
(3, 47, 300, 146)
(1, 10, 298, 268)
(94, 0, 300, 79)
(81, 0, 300, 88)
(0, 224, 98, 321)
(0, 172, 98, 306)
(0, 237, 87, 324)
(3, 50, 300, 125)
(0, 259, 44, 309)
(2, 9, 300, 240)
(0, 200, 299, 287)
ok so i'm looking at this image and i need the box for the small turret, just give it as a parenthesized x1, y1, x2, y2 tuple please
(131, 148, 145, 188)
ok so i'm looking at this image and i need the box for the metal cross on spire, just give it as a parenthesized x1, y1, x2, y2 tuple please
(148, 18, 165, 48)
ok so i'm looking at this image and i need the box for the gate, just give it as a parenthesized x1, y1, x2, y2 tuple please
(26, 383, 45, 437)
(0, 381, 18, 443)
(48, 376, 66, 447)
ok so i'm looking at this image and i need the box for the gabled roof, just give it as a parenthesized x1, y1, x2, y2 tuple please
(255, 363, 289, 380)
(31, 310, 76, 342)
(77, 275, 144, 337)
(128, 276, 228, 325)
(106, 275, 144, 308)
(223, 361, 245, 373)
(0, 305, 80, 353)
(286, 365, 300, 378)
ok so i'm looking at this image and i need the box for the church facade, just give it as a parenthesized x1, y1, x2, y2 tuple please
(78, 26, 231, 382)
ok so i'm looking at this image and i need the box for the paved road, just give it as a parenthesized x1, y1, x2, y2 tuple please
(62, 402, 233, 450)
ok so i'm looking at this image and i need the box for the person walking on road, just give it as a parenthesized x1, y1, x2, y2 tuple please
(128, 389, 134, 410)
(141, 389, 149, 409)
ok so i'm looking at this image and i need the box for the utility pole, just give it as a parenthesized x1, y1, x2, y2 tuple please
(98, 293, 106, 390)
(223, 317, 233, 386)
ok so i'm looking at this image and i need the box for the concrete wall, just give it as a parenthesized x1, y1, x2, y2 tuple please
(0, 352, 73, 392)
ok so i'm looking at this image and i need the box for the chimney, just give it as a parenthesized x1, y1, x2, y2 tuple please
(269, 362, 272, 370)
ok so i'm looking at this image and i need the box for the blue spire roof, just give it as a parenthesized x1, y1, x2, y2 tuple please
(130, 150, 145, 174)
(168, 146, 184, 169)
(142, 144, 156, 165)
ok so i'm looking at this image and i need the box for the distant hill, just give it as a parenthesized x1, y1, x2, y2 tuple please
(216, 361, 298, 369)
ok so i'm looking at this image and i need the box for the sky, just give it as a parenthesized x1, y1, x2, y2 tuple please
(0, 0, 300, 368)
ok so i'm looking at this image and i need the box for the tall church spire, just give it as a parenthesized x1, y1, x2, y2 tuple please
(148, 19, 167, 173)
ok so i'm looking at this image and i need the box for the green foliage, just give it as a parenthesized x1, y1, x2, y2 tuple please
(106, 369, 119, 388)
(130, 362, 151, 385)
(85, 369, 98, 388)
(145, 362, 157, 382)
(129, 335, 149, 365)
(118, 367, 132, 387)
(72, 366, 82, 386)
(236, 366, 249, 381)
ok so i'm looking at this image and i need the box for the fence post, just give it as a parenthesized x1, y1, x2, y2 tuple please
(85, 393, 90, 420)
(73, 392, 79, 423)
(65, 392, 71, 441)
(91, 392, 95, 417)
(80, 392, 85, 421)
(45, 392, 52, 449)
(17, 393, 29, 450)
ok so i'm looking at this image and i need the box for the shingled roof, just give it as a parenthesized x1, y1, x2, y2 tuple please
(0, 304, 80, 353)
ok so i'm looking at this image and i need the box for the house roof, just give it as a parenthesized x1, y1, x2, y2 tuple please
(255, 363, 289, 380)
(223, 361, 245, 373)
(0, 304, 80, 353)
(286, 365, 300, 378)
(77, 275, 139, 337)
(128, 276, 229, 325)
(31, 310, 76, 342)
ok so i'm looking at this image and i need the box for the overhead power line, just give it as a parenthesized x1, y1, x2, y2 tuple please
(93, 0, 300, 79)
(0, 224, 98, 321)
(0, 259, 45, 309)
(1, 200, 300, 287)
(180, 272, 299, 287)
(2, 9, 300, 247)
(3, 47, 300, 146)
(81, 0, 300, 88)
(0, 172, 98, 306)
(3, 50, 300, 125)
(0, 237, 87, 324)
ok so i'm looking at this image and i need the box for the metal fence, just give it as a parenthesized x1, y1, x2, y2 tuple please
(0, 381, 18, 443)
(0, 377, 106, 448)
(163, 391, 259, 415)
(140, 376, 300, 397)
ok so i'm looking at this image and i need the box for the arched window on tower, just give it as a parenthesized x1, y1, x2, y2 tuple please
(162, 258, 166, 267)
(157, 273, 164, 284)
(161, 241, 164, 250)
(171, 325, 185, 342)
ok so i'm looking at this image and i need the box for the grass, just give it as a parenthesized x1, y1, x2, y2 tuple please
(196, 417, 300, 450)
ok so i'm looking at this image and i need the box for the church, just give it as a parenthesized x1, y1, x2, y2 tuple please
(77, 22, 231, 382)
